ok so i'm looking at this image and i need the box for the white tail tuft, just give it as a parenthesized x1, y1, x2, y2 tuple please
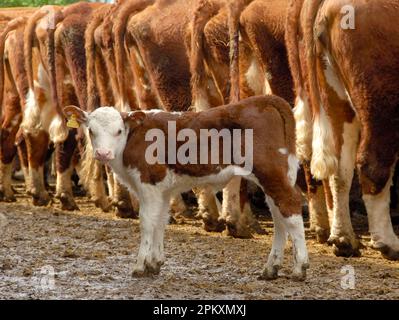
(293, 94, 313, 162)
(311, 105, 338, 180)
(21, 89, 42, 135)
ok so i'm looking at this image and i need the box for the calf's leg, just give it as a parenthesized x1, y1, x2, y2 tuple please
(25, 131, 51, 206)
(132, 192, 169, 277)
(255, 160, 309, 281)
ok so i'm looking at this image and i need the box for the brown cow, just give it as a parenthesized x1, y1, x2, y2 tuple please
(0, 17, 31, 202)
(22, 3, 109, 210)
(286, 0, 399, 259)
(187, 0, 323, 239)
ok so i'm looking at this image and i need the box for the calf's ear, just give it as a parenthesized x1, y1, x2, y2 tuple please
(64, 105, 88, 127)
(121, 111, 146, 129)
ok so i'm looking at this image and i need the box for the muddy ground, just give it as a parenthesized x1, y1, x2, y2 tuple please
(0, 182, 398, 300)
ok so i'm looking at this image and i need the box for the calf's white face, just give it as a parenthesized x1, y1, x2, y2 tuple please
(64, 106, 131, 163)
(86, 108, 129, 162)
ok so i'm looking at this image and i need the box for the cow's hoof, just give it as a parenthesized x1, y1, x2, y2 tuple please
(93, 197, 111, 212)
(31, 191, 51, 207)
(250, 219, 267, 235)
(115, 201, 138, 219)
(58, 193, 79, 211)
(203, 217, 225, 233)
(131, 261, 162, 278)
(0, 189, 16, 202)
(224, 222, 253, 239)
(373, 243, 399, 261)
(259, 265, 280, 281)
(315, 227, 330, 244)
(328, 235, 361, 258)
(292, 263, 309, 282)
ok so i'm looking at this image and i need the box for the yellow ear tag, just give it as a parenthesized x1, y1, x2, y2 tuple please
(67, 114, 80, 129)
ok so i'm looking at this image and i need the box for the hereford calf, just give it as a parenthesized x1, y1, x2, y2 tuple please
(65, 95, 309, 281)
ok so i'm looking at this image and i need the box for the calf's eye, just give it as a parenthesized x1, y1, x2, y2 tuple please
(116, 129, 122, 136)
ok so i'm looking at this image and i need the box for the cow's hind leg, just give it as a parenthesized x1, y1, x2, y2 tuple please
(25, 131, 51, 206)
(0, 97, 21, 202)
(359, 129, 399, 260)
(303, 162, 330, 243)
(194, 187, 224, 232)
(220, 177, 253, 238)
(327, 122, 361, 257)
(55, 129, 79, 211)
(16, 137, 29, 193)
(132, 191, 169, 277)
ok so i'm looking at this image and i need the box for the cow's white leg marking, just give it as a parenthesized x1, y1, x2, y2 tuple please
(222, 176, 252, 238)
(328, 121, 360, 255)
(363, 163, 399, 259)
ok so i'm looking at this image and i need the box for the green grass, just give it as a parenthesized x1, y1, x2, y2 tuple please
(0, 0, 80, 8)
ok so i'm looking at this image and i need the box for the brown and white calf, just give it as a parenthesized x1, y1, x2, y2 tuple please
(65, 95, 309, 280)
(286, 0, 399, 259)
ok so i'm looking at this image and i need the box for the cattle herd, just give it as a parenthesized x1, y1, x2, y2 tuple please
(0, 0, 398, 281)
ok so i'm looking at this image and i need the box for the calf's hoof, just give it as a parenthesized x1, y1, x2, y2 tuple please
(131, 261, 163, 278)
(58, 193, 79, 211)
(224, 221, 253, 239)
(292, 263, 309, 282)
(259, 265, 280, 281)
(328, 235, 361, 258)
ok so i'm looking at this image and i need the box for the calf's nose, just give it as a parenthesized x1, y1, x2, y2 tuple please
(95, 149, 114, 162)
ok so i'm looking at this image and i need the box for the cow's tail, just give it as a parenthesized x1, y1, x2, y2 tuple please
(304, 0, 337, 180)
(189, 0, 221, 112)
(85, 7, 108, 112)
(21, 8, 48, 136)
(114, 0, 152, 112)
(285, 0, 313, 163)
(227, 0, 243, 103)
(47, 9, 69, 144)
(0, 17, 27, 110)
